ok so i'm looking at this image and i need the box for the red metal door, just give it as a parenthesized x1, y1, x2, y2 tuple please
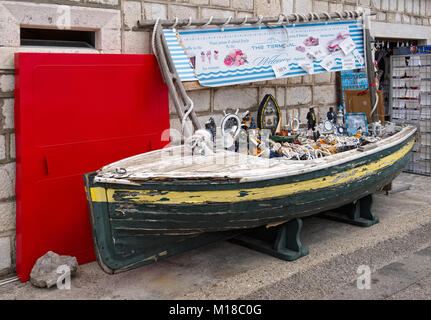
(14, 53, 169, 281)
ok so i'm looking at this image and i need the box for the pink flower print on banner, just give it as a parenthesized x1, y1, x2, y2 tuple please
(201, 51, 205, 63)
(224, 49, 248, 67)
(206, 51, 212, 63)
(214, 50, 219, 60)
(303, 36, 319, 46)
(327, 33, 351, 52)
(224, 56, 234, 66)
(296, 46, 305, 52)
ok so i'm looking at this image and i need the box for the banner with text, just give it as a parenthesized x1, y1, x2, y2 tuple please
(164, 19, 365, 87)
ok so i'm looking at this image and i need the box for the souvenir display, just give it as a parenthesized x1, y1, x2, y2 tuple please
(257, 94, 281, 134)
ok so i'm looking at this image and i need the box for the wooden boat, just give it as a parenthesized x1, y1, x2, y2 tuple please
(84, 125, 416, 273)
(84, 11, 416, 273)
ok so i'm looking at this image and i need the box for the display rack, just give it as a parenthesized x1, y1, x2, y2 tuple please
(390, 54, 431, 175)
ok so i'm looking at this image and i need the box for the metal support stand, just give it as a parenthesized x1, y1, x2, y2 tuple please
(319, 194, 379, 227)
(229, 218, 309, 261)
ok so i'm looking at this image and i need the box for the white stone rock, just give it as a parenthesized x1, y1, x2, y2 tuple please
(30, 251, 78, 288)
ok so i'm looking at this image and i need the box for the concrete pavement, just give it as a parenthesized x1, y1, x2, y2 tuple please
(0, 172, 430, 300)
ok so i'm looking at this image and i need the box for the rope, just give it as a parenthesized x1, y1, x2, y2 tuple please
(151, 17, 161, 55)
(185, 16, 192, 27)
(240, 16, 248, 25)
(257, 15, 263, 29)
(181, 96, 195, 135)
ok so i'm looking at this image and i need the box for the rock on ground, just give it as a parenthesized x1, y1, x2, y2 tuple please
(30, 251, 78, 288)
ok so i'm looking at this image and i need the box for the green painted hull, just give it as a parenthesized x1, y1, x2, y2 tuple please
(84, 132, 415, 273)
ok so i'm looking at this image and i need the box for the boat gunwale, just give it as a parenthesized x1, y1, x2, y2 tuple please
(94, 125, 417, 185)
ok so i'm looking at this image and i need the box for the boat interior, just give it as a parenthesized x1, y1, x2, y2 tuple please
(94, 124, 416, 185)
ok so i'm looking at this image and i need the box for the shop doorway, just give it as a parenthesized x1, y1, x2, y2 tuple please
(374, 38, 419, 120)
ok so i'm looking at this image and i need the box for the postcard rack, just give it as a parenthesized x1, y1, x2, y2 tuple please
(390, 54, 431, 176)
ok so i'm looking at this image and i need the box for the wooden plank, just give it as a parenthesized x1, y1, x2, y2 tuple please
(184, 81, 206, 91)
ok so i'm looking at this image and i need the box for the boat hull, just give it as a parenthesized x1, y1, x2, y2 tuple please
(84, 133, 415, 273)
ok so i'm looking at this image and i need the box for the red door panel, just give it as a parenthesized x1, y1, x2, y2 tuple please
(14, 53, 169, 281)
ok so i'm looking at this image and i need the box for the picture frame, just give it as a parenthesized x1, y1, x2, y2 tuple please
(344, 112, 368, 136)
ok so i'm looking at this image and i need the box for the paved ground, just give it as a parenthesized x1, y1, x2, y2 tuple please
(0, 172, 430, 300)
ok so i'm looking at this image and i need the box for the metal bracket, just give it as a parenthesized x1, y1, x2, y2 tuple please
(229, 218, 309, 261)
(319, 194, 379, 227)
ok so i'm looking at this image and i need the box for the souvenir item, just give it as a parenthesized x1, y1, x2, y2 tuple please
(257, 94, 281, 134)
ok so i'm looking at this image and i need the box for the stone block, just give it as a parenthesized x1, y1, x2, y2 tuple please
(314, 72, 331, 84)
(214, 87, 258, 111)
(88, 0, 119, 5)
(0, 135, 5, 160)
(188, 89, 211, 113)
(413, 0, 420, 15)
(144, 2, 167, 20)
(398, 0, 405, 12)
(313, 85, 337, 105)
(1, 98, 14, 129)
(0, 201, 15, 233)
(389, 0, 397, 11)
(276, 87, 285, 107)
(123, 31, 151, 54)
(0, 74, 14, 93)
(9, 133, 14, 159)
(286, 86, 311, 105)
(295, 0, 312, 14)
(0, 237, 11, 270)
(281, 0, 294, 14)
(313, 1, 329, 12)
(260, 88, 276, 104)
(202, 7, 236, 19)
(0, 162, 15, 199)
(169, 5, 198, 19)
(212, 0, 230, 7)
(255, 0, 281, 16)
(123, 1, 142, 30)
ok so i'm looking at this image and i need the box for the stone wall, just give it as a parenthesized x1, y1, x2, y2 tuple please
(0, 0, 431, 278)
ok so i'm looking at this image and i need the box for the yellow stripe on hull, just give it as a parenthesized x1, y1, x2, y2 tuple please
(90, 139, 414, 205)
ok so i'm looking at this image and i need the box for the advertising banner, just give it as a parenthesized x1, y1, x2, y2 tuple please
(164, 19, 365, 87)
